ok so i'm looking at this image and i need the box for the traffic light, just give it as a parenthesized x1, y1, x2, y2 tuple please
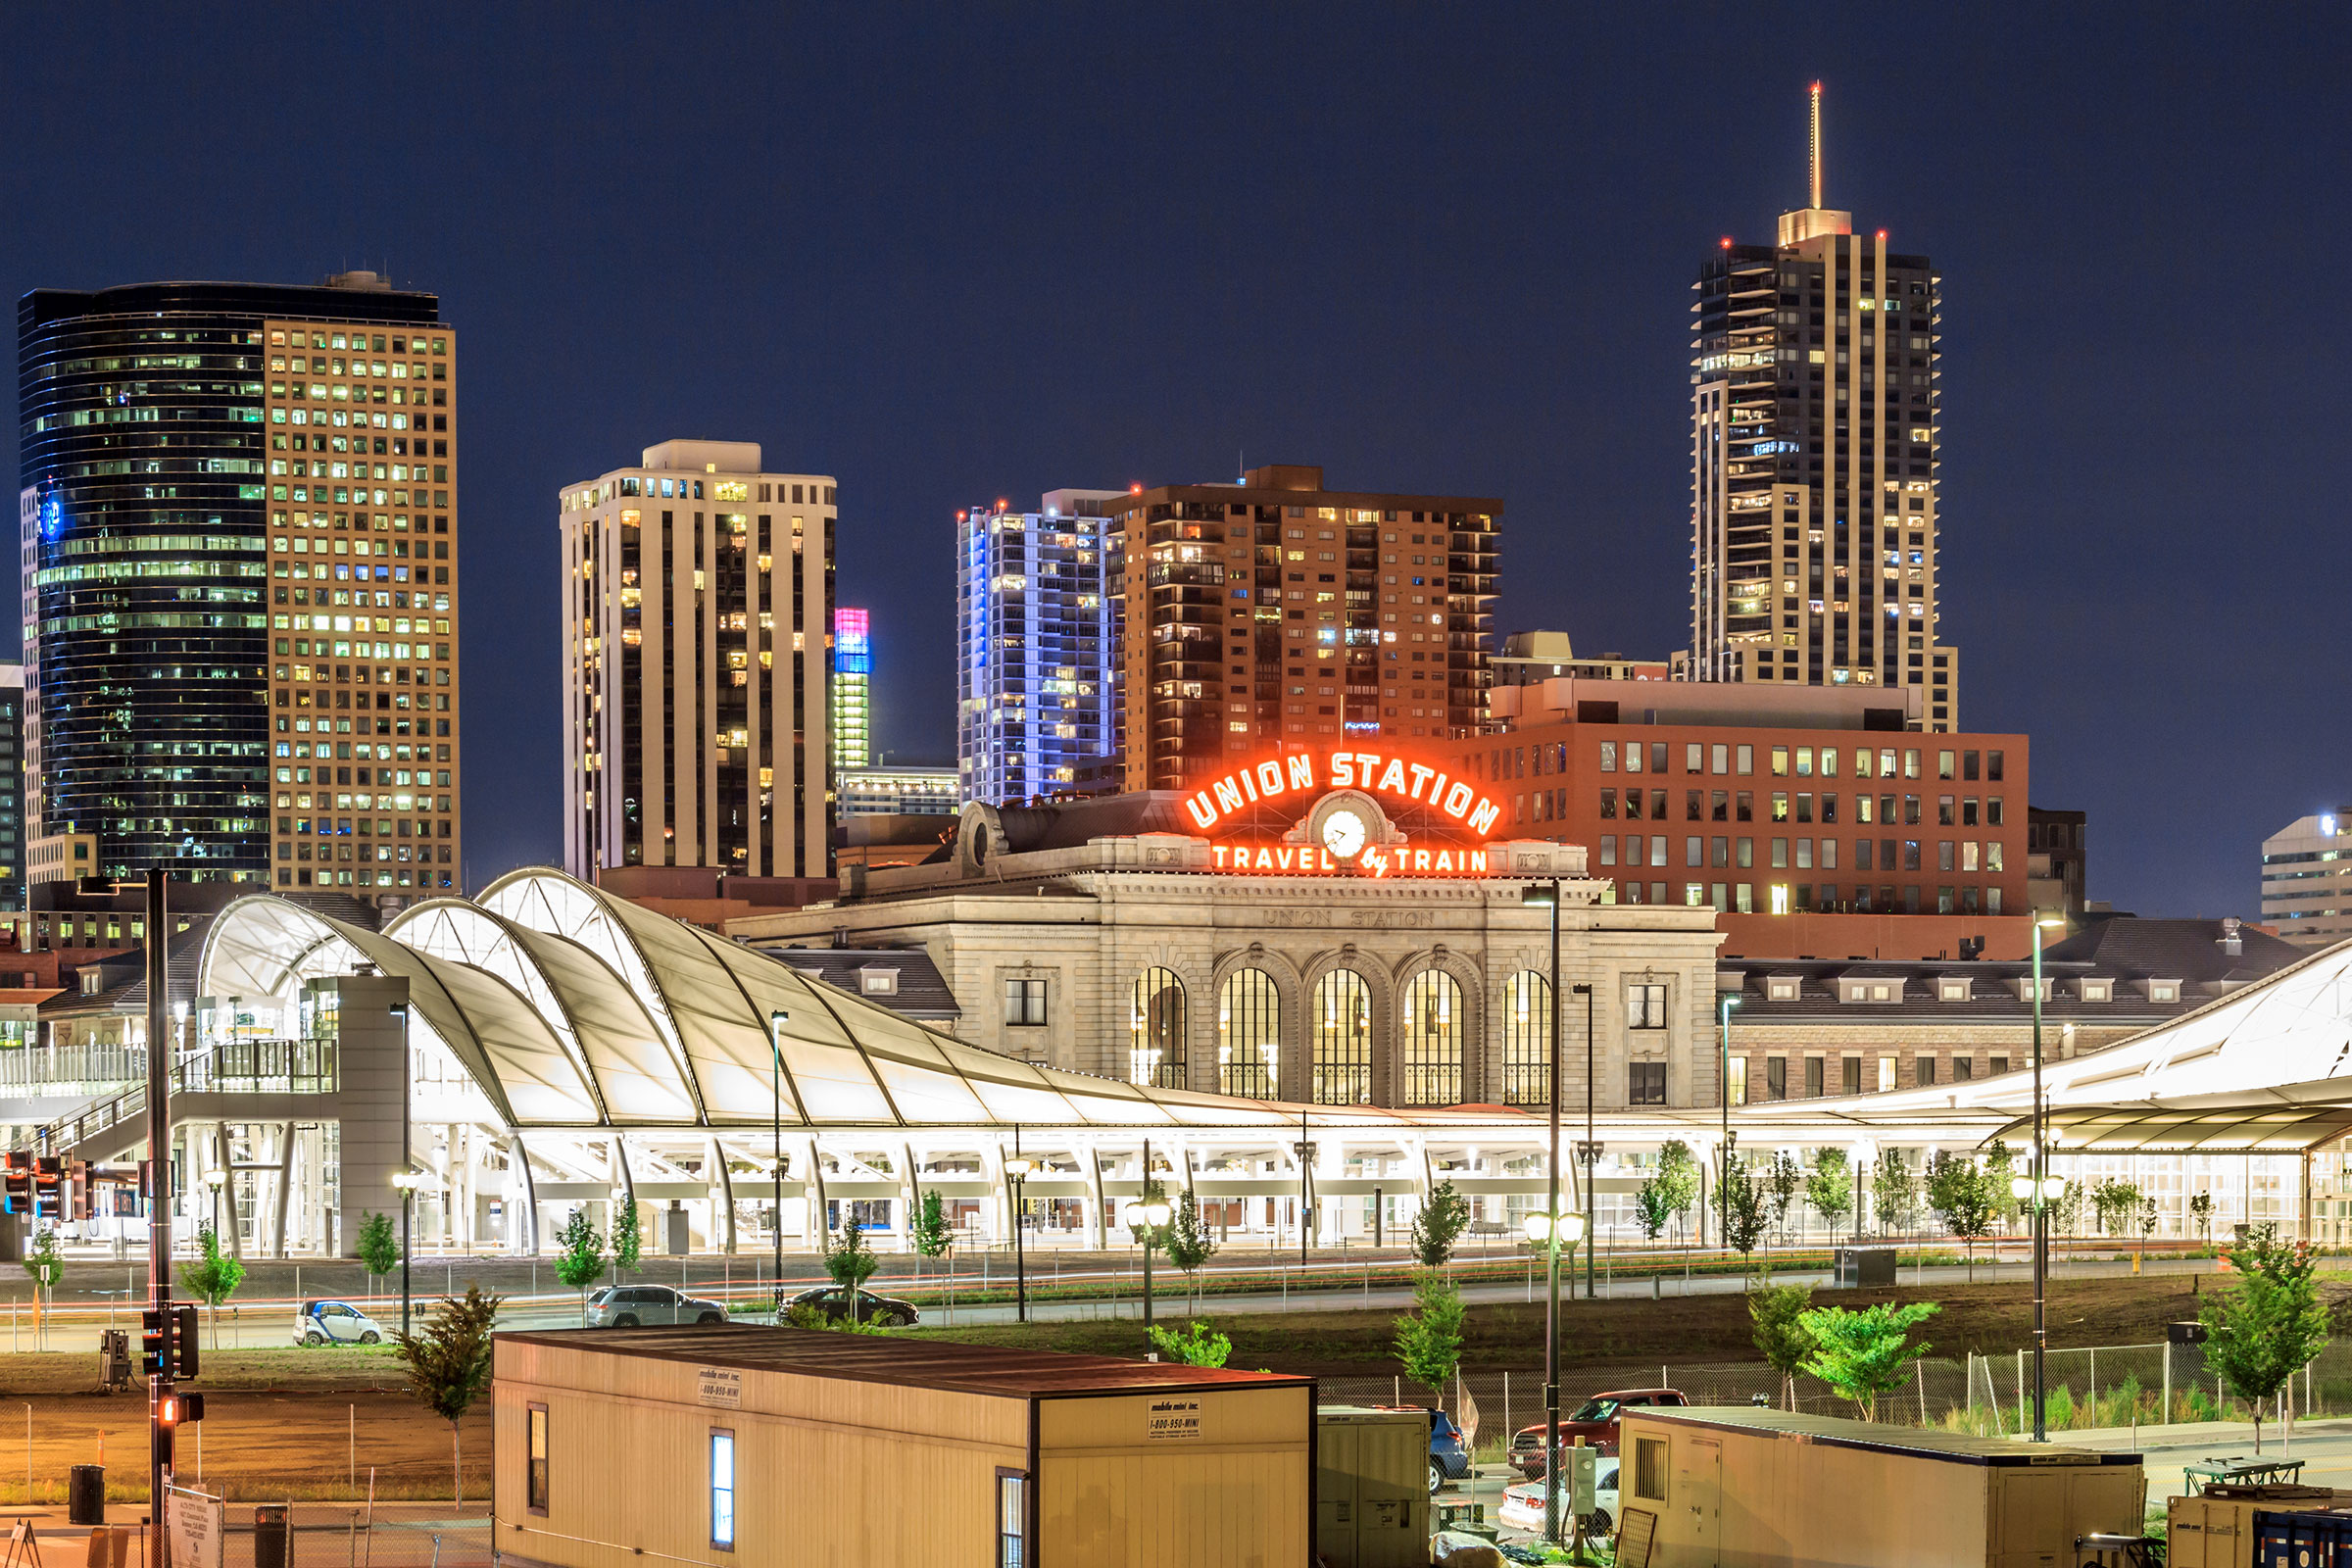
(140, 1306, 172, 1377)
(1, 1152, 28, 1215)
(30, 1157, 61, 1219)
(69, 1161, 90, 1223)
(172, 1305, 199, 1380)
(157, 1393, 203, 1427)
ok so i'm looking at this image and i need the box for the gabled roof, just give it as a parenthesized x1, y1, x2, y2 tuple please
(2040, 917, 2301, 983)
(760, 946, 960, 1020)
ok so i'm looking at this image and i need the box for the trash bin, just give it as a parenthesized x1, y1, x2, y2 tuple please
(254, 1503, 290, 1568)
(68, 1464, 105, 1525)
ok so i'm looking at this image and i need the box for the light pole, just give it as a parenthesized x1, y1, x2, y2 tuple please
(1140, 1140, 1171, 1341)
(390, 1171, 418, 1336)
(1719, 993, 1741, 1250)
(1004, 1130, 1033, 1324)
(2016, 912, 2069, 1440)
(202, 1167, 225, 1242)
(1574, 982, 1595, 1299)
(1523, 1207, 1587, 1550)
(768, 1010, 788, 1321)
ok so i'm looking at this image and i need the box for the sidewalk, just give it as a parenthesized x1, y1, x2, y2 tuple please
(3, 1501, 489, 1536)
(2044, 1416, 2352, 1452)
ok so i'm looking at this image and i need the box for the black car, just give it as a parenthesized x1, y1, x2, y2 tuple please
(781, 1285, 919, 1327)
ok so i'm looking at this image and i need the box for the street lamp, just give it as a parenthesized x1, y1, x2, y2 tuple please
(1140, 1140, 1172, 1340)
(1719, 993, 1742, 1248)
(202, 1167, 225, 1241)
(389, 1170, 419, 1336)
(768, 1010, 788, 1321)
(1522, 1208, 1588, 1548)
(1004, 1134, 1035, 1324)
(2026, 911, 2068, 1440)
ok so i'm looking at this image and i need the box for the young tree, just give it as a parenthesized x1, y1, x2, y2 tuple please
(1748, 1284, 1814, 1410)
(2199, 1223, 2331, 1454)
(1148, 1320, 1233, 1368)
(1765, 1152, 1804, 1245)
(553, 1207, 606, 1322)
(1716, 1166, 1770, 1283)
(177, 1221, 247, 1350)
(1797, 1300, 1941, 1421)
(612, 1196, 644, 1274)
(393, 1284, 502, 1503)
(1925, 1152, 1994, 1282)
(1872, 1152, 1919, 1237)
(1634, 1176, 1677, 1246)
(1161, 1190, 1219, 1310)
(1394, 1272, 1465, 1403)
(23, 1228, 61, 1348)
(1806, 1149, 1854, 1245)
(910, 1189, 954, 1261)
(2190, 1190, 2216, 1250)
(2138, 1197, 2160, 1267)
(2051, 1179, 2087, 1238)
(1655, 1141, 1701, 1243)
(826, 1218, 880, 1324)
(1411, 1181, 1472, 1269)
(356, 1209, 401, 1292)
(1982, 1141, 2021, 1232)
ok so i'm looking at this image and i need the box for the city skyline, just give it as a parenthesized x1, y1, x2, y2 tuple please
(3, 10, 2346, 918)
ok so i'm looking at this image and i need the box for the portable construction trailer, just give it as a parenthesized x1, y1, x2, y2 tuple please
(492, 1325, 1314, 1568)
(1314, 1406, 1429, 1567)
(1616, 1406, 2143, 1568)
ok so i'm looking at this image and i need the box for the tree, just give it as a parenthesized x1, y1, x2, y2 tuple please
(2090, 1179, 2138, 1238)
(2138, 1197, 2160, 1266)
(1765, 1152, 1804, 1245)
(1982, 1141, 2021, 1232)
(1797, 1300, 1941, 1421)
(2200, 1223, 2331, 1454)
(23, 1228, 61, 1348)
(1633, 1177, 1677, 1246)
(1655, 1141, 1701, 1242)
(356, 1209, 401, 1288)
(826, 1219, 880, 1324)
(1872, 1152, 1919, 1237)
(1806, 1150, 1854, 1245)
(1411, 1181, 1472, 1269)
(1149, 1320, 1232, 1368)
(1749, 1284, 1814, 1410)
(1716, 1166, 1770, 1282)
(177, 1221, 246, 1350)
(2051, 1179, 2087, 1237)
(612, 1196, 643, 1274)
(2190, 1190, 2217, 1250)
(910, 1189, 954, 1260)
(393, 1284, 502, 1503)
(1925, 1152, 1994, 1282)
(1161, 1190, 1219, 1309)
(1394, 1273, 1465, 1401)
(553, 1207, 606, 1321)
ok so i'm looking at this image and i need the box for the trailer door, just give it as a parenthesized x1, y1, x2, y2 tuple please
(1677, 1436, 1721, 1564)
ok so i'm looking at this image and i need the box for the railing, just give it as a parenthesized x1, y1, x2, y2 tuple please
(0, 1041, 147, 1096)
(12, 1037, 337, 1153)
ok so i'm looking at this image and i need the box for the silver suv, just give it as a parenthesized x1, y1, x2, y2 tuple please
(587, 1285, 730, 1328)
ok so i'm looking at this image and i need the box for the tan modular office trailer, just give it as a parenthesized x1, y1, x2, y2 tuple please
(492, 1326, 1314, 1568)
(2168, 1486, 2350, 1568)
(1617, 1407, 2143, 1568)
(1314, 1406, 1428, 1567)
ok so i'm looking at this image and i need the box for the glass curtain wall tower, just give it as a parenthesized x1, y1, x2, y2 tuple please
(18, 275, 458, 902)
(831, 609, 871, 771)
(1688, 84, 1958, 731)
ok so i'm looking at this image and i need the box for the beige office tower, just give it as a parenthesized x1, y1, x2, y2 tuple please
(561, 441, 836, 880)
(1689, 83, 1959, 731)
(263, 302, 460, 904)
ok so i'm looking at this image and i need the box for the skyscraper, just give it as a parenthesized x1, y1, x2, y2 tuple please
(832, 608, 871, 770)
(956, 488, 1122, 806)
(1688, 84, 1957, 731)
(0, 664, 22, 910)
(561, 440, 835, 879)
(17, 274, 460, 904)
(1108, 465, 1498, 794)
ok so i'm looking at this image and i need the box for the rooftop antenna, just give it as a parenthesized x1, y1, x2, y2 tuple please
(1808, 80, 1824, 210)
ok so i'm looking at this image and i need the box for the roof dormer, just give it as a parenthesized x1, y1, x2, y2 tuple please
(1765, 975, 1802, 1003)
(1936, 976, 1973, 1004)
(1835, 977, 1900, 1004)
(2079, 977, 2113, 1004)
(2139, 978, 2182, 1004)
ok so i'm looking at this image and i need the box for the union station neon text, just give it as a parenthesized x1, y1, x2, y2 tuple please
(1184, 751, 1502, 836)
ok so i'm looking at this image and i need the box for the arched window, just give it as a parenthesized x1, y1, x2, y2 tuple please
(1128, 967, 1186, 1088)
(1310, 969, 1372, 1105)
(1502, 971, 1552, 1107)
(1218, 969, 1281, 1099)
(1400, 969, 1464, 1106)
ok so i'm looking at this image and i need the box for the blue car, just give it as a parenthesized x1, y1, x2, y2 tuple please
(1399, 1405, 1473, 1494)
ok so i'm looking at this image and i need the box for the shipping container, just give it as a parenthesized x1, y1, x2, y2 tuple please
(2170, 1486, 2346, 1568)
(2253, 1506, 2352, 1568)
(492, 1326, 1313, 1568)
(1314, 1406, 1428, 1568)
(1617, 1406, 2143, 1568)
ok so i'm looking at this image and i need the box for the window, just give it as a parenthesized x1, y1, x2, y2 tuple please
(710, 1430, 736, 1550)
(1917, 1055, 1936, 1087)
(1728, 1055, 1747, 1105)
(1128, 967, 1186, 1089)
(1218, 969, 1280, 1099)
(1501, 971, 1551, 1107)
(1804, 1057, 1824, 1097)
(1952, 1056, 1974, 1082)
(527, 1404, 549, 1514)
(1765, 1056, 1787, 1100)
(1634, 1437, 1668, 1501)
(1626, 983, 1668, 1029)
(1312, 969, 1373, 1105)
(999, 1471, 1028, 1568)
(1003, 978, 1048, 1027)
(1628, 1061, 1666, 1104)
(1842, 1057, 1862, 1096)
(1877, 1056, 1895, 1093)
(1400, 970, 1464, 1105)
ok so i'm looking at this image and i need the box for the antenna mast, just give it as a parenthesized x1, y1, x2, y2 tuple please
(1808, 80, 1824, 209)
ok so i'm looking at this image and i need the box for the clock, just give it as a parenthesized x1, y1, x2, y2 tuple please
(1320, 808, 1369, 860)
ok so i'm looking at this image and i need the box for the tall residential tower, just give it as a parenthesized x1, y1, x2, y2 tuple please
(19, 275, 460, 905)
(561, 440, 835, 880)
(1689, 85, 1957, 731)
(831, 608, 871, 771)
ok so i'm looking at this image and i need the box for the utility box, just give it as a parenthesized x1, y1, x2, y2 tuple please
(495, 1326, 1313, 1568)
(662, 1205, 688, 1255)
(1835, 1246, 1898, 1287)
(1315, 1406, 1427, 1567)
(2170, 1486, 2347, 1568)
(1617, 1406, 2143, 1568)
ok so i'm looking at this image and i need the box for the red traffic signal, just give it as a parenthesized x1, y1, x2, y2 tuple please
(157, 1393, 203, 1426)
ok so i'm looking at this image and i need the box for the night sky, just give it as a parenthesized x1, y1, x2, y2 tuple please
(5, 8, 2344, 918)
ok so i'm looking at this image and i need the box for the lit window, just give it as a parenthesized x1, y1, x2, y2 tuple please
(710, 1430, 735, 1549)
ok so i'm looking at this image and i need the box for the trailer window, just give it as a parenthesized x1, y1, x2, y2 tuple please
(998, 1469, 1028, 1568)
(710, 1430, 736, 1550)
(526, 1404, 548, 1514)
(1634, 1437, 1668, 1501)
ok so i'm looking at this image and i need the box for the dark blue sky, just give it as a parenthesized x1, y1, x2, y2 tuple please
(5, 7, 2343, 917)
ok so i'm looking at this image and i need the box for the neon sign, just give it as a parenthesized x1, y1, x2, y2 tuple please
(1209, 842, 1490, 876)
(1183, 751, 1501, 837)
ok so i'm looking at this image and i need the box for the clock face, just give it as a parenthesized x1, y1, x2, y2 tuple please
(1320, 808, 1368, 859)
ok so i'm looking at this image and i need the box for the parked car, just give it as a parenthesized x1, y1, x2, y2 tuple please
(1509, 1389, 1687, 1473)
(1498, 1459, 1622, 1539)
(780, 1285, 919, 1328)
(587, 1285, 730, 1328)
(1423, 1406, 1473, 1494)
(293, 1299, 385, 1346)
